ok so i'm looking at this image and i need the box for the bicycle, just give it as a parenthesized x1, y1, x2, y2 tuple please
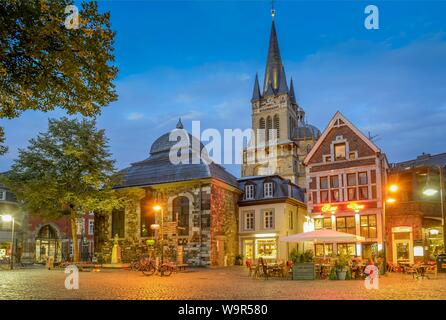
(140, 258, 174, 276)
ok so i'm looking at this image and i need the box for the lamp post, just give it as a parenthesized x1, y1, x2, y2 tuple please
(1, 215, 15, 270)
(423, 165, 445, 253)
(153, 205, 164, 266)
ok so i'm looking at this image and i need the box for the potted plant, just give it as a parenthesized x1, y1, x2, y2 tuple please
(335, 253, 350, 280)
(291, 249, 315, 280)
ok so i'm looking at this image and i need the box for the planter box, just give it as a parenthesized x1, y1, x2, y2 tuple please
(292, 263, 315, 280)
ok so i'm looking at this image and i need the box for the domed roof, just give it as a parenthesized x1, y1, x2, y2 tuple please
(149, 129, 205, 155)
(294, 123, 321, 141)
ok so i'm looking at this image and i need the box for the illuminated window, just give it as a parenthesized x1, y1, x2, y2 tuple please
(331, 189, 340, 202)
(330, 176, 339, 188)
(349, 152, 357, 160)
(334, 143, 346, 160)
(315, 243, 333, 257)
(360, 215, 377, 238)
(76, 218, 84, 236)
(244, 211, 255, 231)
(324, 155, 331, 162)
(337, 243, 356, 256)
(336, 216, 356, 235)
(315, 218, 332, 230)
(256, 239, 277, 259)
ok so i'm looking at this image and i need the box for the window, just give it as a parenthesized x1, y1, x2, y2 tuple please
(359, 186, 369, 200)
(245, 184, 255, 200)
(360, 215, 377, 238)
(358, 172, 368, 185)
(331, 189, 340, 202)
(347, 173, 357, 186)
(263, 210, 274, 229)
(324, 155, 332, 162)
(173, 196, 189, 236)
(336, 216, 356, 235)
(244, 211, 255, 231)
(330, 176, 339, 188)
(315, 244, 333, 257)
(264, 182, 273, 198)
(256, 239, 277, 259)
(88, 220, 94, 235)
(112, 209, 125, 238)
(337, 243, 356, 256)
(289, 212, 294, 229)
(315, 218, 332, 230)
(320, 190, 329, 203)
(0, 189, 5, 201)
(349, 152, 357, 160)
(320, 177, 328, 189)
(348, 188, 357, 201)
(259, 117, 265, 129)
(140, 197, 155, 237)
(76, 218, 84, 236)
(273, 114, 280, 139)
(334, 143, 346, 160)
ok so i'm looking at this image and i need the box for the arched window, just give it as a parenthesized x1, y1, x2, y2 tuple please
(266, 116, 272, 141)
(173, 196, 189, 236)
(273, 114, 280, 138)
(259, 117, 265, 129)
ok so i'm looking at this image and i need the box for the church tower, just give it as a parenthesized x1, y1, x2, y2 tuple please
(242, 8, 321, 187)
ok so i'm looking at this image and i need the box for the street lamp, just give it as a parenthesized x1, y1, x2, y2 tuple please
(422, 165, 445, 253)
(152, 205, 164, 267)
(1, 214, 15, 270)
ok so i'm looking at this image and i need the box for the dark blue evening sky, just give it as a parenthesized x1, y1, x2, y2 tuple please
(2, 1, 446, 177)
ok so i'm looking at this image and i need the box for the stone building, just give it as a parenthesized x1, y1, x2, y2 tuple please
(238, 175, 306, 262)
(0, 181, 22, 263)
(242, 16, 321, 188)
(386, 153, 446, 264)
(303, 112, 389, 259)
(95, 121, 241, 266)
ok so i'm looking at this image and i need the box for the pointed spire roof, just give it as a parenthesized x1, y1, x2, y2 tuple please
(251, 73, 261, 101)
(289, 77, 297, 104)
(176, 118, 183, 129)
(263, 20, 288, 96)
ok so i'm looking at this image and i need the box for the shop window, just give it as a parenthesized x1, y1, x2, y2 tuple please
(330, 176, 339, 188)
(348, 188, 357, 201)
(112, 209, 125, 238)
(315, 218, 332, 230)
(244, 211, 255, 231)
(315, 243, 333, 257)
(347, 173, 357, 186)
(358, 172, 368, 185)
(360, 215, 377, 238)
(359, 186, 369, 200)
(337, 243, 356, 256)
(320, 177, 328, 189)
(334, 143, 346, 160)
(256, 239, 277, 259)
(336, 216, 356, 235)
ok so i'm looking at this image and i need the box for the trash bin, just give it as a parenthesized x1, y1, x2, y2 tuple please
(436, 254, 446, 273)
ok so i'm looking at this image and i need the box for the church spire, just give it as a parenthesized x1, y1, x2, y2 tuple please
(263, 10, 288, 96)
(251, 73, 261, 101)
(289, 77, 297, 104)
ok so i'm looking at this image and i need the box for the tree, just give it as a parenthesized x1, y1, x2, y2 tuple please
(3, 117, 122, 262)
(0, 127, 6, 155)
(0, 0, 117, 150)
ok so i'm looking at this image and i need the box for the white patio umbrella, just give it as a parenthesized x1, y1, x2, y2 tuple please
(280, 229, 365, 259)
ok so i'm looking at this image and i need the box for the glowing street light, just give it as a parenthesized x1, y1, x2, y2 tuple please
(423, 188, 438, 197)
(386, 197, 396, 204)
(389, 184, 399, 193)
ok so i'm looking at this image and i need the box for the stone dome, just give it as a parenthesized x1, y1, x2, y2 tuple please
(294, 124, 321, 141)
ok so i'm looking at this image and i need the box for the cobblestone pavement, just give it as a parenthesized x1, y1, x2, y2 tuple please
(1, 266, 446, 300)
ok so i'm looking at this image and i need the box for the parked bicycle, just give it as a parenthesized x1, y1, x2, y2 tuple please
(140, 257, 174, 276)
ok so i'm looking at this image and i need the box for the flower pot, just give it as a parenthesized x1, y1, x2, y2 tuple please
(336, 268, 348, 280)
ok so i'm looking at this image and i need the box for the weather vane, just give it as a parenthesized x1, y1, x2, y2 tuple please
(271, 0, 276, 20)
